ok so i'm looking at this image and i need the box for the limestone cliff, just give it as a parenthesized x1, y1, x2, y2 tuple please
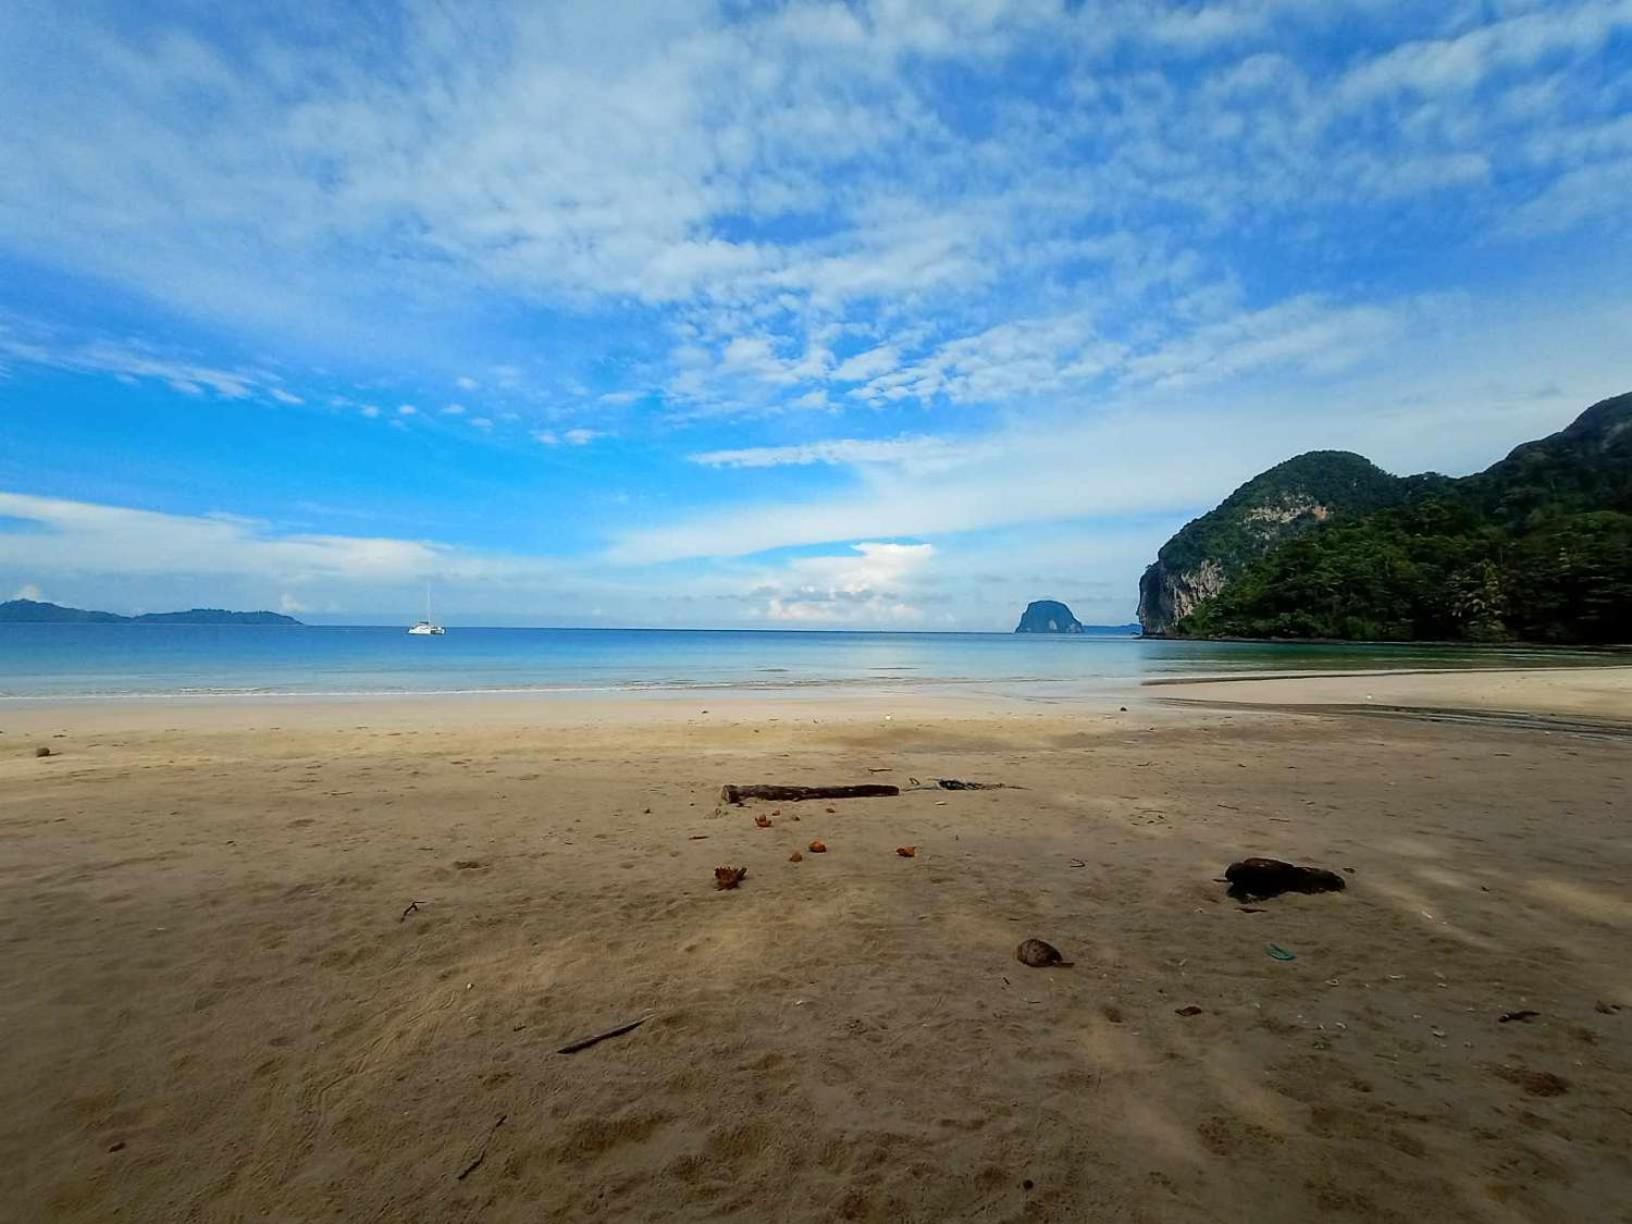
(1137, 451, 1409, 634)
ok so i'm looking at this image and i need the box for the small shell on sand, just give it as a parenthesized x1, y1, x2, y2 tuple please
(1016, 938, 1073, 968)
(808, 840, 827, 853)
(788, 851, 803, 862)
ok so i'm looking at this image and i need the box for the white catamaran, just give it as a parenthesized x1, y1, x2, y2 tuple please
(407, 585, 445, 636)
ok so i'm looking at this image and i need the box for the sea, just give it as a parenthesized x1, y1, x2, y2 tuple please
(0, 623, 1621, 701)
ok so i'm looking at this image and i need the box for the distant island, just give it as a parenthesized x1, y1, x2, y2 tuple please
(0, 599, 302, 626)
(1015, 599, 1083, 633)
(1138, 390, 1632, 644)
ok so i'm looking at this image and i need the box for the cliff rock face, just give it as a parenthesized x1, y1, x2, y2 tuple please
(1015, 599, 1084, 633)
(1137, 558, 1227, 633)
(1137, 451, 1408, 635)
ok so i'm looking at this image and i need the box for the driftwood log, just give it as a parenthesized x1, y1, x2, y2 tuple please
(720, 783, 900, 804)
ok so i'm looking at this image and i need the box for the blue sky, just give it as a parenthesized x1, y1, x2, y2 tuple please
(1, 0, 1629, 627)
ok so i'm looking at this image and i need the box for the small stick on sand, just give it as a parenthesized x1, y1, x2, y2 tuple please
(399, 900, 424, 922)
(455, 1114, 506, 1180)
(557, 1014, 652, 1054)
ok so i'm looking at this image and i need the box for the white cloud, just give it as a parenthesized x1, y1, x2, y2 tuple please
(1119, 296, 1410, 392)
(397, 404, 418, 416)
(1335, 4, 1632, 107)
(0, 490, 565, 590)
(268, 387, 305, 405)
(690, 435, 959, 470)
(612, 285, 1632, 565)
(471, 416, 494, 430)
(527, 424, 602, 445)
(789, 389, 831, 410)
(0, 491, 443, 581)
(758, 542, 936, 624)
(0, 1, 1621, 432)
(360, 404, 381, 418)
(0, 313, 271, 399)
(831, 344, 900, 382)
(278, 592, 307, 614)
(11, 582, 43, 601)
(442, 403, 467, 415)
(1503, 157, 1632, 235)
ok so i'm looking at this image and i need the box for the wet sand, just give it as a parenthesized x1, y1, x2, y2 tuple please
(2, 671, 1630, 1221)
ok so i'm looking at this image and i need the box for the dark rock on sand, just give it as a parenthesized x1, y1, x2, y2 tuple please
(1224, 857, 1346, 900)
(1016, 938, 1073, 968)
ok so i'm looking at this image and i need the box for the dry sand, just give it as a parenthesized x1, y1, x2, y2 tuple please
(2, 671, 1630, 1222)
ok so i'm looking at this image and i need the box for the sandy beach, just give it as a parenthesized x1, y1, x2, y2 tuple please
(3, 669, 1630, 1222)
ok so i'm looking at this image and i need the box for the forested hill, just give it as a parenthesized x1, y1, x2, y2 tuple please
(1157, 391, 1632, 644)
(1136, 450, 1431, 633)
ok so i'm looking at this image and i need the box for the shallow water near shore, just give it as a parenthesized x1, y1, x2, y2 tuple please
(0, 622, 1624, 699)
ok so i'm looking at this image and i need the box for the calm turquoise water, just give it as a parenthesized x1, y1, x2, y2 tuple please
(0, 624, 1622, 700)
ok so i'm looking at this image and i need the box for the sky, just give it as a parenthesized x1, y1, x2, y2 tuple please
(1, 0, 1629, 629)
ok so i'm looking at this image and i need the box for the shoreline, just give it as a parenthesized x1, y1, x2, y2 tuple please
(1, 662, 1627, 734)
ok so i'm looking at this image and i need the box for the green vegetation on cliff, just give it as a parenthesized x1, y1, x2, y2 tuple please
(1156, 451, 1411, 577)
(1173, 392, 1632, 644)
(1137, 450, 1434, 633)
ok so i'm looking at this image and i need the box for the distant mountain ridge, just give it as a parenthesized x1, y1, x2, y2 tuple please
(0, 599, 302, 626)
(1140, 391, 1632, 644)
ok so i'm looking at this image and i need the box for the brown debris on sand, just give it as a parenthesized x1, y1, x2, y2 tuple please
(807, 840, 827, 853)
(714, 866, 747, 890)
(787, 851, 803, 862)
(1224, 857, 1346, 901)
(34, 746, 52, 758)
(1016, 939, 1072, 968)
(896, 846, 916, 857)
(753, 813, 772, 828)
(720, 784, 899, 804)
(1494, 1065, 1569, 1096)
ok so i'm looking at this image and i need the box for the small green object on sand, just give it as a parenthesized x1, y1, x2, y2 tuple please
(1265, 943, 1296, 962)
